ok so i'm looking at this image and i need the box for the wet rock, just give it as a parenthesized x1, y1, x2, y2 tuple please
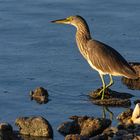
(134, 99, 140, 105)
(122, 62, 140, 90)
(30, 87, 49, 104)
(89, 88, 132, 106)
(65, 134, 88, 140)
(57, 116, 111, 138)
(122, 77, 140, 90)
(15, 116, 53, 138)
(103, 127, 118, 138)
(19, 135, 52, 140)
(57, 121, 80, 135)
(0, 123, 17, 140)
(130, 62, 140, 77)
(113, 130, 133, 140)
(89, 134, 107, 140)
(117, 109, 133, 124)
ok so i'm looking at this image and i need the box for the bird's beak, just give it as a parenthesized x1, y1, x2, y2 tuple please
(51, 18, 70, 24)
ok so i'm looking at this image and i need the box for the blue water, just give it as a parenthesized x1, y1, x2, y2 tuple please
(0, 0, 140, 139)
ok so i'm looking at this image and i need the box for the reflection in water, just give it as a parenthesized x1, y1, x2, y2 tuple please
(102, 106, 114, 121)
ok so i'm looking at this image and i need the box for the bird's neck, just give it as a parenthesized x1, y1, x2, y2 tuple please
(76, 24, 91, 44)
(75, 23, 91, 58)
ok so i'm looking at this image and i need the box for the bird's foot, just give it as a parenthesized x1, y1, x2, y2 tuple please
(98, 87, 111, 99)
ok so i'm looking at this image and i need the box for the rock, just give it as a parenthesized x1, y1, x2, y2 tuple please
(133, 125, 140, 135)
(15, 116, 53, 138)
(57, 121, 80, 135)
(117, 104, 140, 126)
(89, 88, 132, 107)
(122, 62, 140, 90)
(30, 87, 49, 104)
(57, 116, 111, 138)
(103, 127, 118, 138)
(122, 77, 140, 90)
(65, 134, 88, 140)
(117, 109, 133, 124)
(134, 99, 140, 105)
(89, 134, 108, 140)
(0, 123, 17, 140)
(131, 103, 140, 124)
(129, 62, 140, 77)
(19, 135, 52, 140)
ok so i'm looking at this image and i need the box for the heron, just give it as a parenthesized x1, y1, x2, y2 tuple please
(51, 15, 138, 99)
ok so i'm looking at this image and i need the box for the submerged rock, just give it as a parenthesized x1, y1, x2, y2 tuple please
(89, 88, 132, 107)
(57, 116, 111, 138)
(122, 62, 140, 90)
(15, 116, 53, 138)
(30, 87, 49, 104)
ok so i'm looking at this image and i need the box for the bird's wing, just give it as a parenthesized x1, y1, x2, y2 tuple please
(86, 40, 138, 79)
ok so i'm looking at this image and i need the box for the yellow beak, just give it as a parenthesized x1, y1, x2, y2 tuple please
(51, 18, 70, 24)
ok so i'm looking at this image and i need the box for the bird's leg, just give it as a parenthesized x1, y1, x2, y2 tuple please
(98, 74, 106, 99)
(106, 75, 114, 89)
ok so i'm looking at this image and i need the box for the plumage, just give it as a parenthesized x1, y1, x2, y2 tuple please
(86, 40, 137, 79)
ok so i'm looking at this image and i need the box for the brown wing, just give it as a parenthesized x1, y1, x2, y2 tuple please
(87, 40, 138, 79)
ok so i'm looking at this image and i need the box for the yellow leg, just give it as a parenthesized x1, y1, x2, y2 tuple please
(106, 74, 114, 89)
(98, 74, 106, 100)
(99, 74, 114, 99)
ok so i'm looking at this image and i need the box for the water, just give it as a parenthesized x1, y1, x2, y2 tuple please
(0, 0, 140, 139)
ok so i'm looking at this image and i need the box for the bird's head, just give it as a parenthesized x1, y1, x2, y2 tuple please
(51, 15, 87, 28)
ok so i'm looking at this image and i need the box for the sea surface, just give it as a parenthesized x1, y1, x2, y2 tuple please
(0, 0, 140, 139)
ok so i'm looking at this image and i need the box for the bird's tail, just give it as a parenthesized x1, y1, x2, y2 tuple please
(123, 65, 139, 79)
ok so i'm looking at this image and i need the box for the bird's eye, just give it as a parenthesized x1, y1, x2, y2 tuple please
(67, 16, 73, 21)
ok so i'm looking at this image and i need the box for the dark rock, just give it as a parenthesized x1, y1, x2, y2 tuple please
(30, 87, 49, 104)
(57, 121, 80, 135)
(129, 62, 140, 77)
(122, 77, 140, 90)
(112, 130, 133, 140)
(19, 135, 52, 140)
(122, 62, 140, 90)
(15, 116, 53, 138)
(134, 99, 140, 105)
(103, 127, 118, 138)
(0, 123, 18, 140)
(89, 134, 108, 140)
(65, 134, 88, 140)
(57, 116, 111, 138)
(117, 109, 133, 124)
(89, 88, 132, 107)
